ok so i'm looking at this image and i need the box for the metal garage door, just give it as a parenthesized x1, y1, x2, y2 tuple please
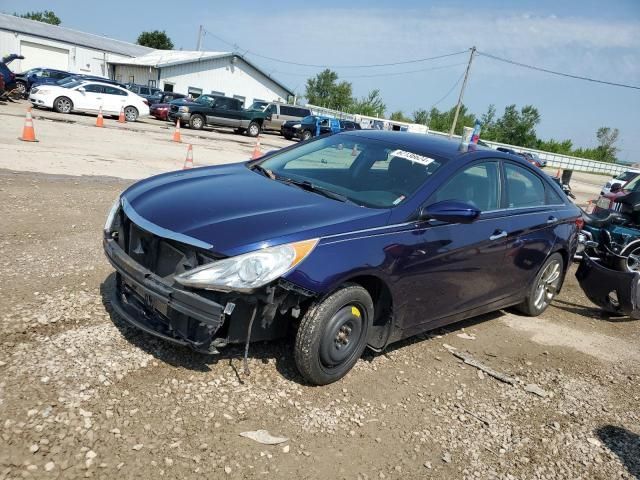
(20, 41, 69, 71)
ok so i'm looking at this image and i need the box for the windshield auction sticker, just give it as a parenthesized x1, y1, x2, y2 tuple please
(390, 150, 435, 166)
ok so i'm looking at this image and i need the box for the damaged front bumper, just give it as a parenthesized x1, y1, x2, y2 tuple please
(104, 237, 310, 352)
(575, 255, 640, 318)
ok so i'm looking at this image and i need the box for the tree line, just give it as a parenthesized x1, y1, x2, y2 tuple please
(306, 69, 621, 163)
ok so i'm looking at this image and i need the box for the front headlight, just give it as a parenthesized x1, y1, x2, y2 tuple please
(104, 197, 121, 232)
(178, 106, 190, 113)
(175, 239, 319, 292)
(292, 124, 301, 129)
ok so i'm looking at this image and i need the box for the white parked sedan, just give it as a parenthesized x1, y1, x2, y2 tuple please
(29, 80, 150, 121)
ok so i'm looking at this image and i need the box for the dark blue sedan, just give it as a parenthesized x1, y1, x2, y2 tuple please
(103, 131, 582, 384)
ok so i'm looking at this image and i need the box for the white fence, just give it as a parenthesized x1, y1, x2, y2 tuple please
(427, 130, 630, 175)
(304, 104, 630, 176)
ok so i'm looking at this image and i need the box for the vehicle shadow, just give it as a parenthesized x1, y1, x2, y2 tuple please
(99, 273, 304, 384)
(596, 425, 640, 479)
(551, 299, 637, 323)
(362, 310, 505, 362)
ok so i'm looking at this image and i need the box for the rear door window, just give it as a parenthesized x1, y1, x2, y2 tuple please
(432, 162, 500, 212)
(104, 86, 127, 96)
(504, 163, 546, 208)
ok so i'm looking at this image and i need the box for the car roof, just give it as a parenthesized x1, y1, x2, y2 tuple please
(78, 80, 128, 90)
(337, 130, 497, 160)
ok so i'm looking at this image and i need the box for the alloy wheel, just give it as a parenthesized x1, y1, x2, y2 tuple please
(533, 260, 561, 310)
(57, 98, 71, 113)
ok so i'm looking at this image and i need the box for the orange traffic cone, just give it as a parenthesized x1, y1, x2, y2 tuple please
(118, 106, 125, 123)
(351, 144, 358, 156)
(183, 144, 194, 169)
(19, 107, 38, 142)
(96, 106, 104, 128)
(251, 136, 263, 159)
(172, 118, 181, 143)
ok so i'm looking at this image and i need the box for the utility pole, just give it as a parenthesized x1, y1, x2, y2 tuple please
(448, 46, 476, 139)
(196, 25, 204, 51)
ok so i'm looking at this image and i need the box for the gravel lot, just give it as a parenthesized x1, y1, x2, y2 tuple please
(0, 101, 638, 480)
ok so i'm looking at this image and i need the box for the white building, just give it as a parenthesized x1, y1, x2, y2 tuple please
(0, 13, 293, 106)
(110, 50, 293, 106)
(0, 13, 151, 76)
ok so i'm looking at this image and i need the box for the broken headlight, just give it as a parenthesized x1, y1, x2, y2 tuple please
(104, 197, 121, 233)
(175, 239, 318, 292)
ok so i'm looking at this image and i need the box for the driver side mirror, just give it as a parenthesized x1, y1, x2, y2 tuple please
(78, 87, 85, 93)
(419, 200, 481, 224)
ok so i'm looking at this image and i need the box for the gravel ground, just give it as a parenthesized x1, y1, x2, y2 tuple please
(0, 102, 638, 480)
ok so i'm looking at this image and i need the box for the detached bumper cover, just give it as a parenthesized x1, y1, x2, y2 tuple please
(575, 256, 640, 318)
(104, 237, 226, 350)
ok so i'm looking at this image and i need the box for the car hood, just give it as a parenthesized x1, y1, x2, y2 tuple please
(121, 163, 388, 257)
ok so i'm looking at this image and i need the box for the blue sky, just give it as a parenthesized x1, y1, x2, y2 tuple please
(3, 0, 639, 160)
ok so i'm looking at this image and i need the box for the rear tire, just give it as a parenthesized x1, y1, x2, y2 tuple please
(189, 114, 204, 130)
(294, 284, 373, 385)
(53, 96, 73, 114)
(124, 106, 138, 122)
(515, 253, 564, 316)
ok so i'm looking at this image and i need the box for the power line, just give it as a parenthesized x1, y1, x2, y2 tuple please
(270, 62, 468, 79)
(201, 28, 468, 69)
(244, 50, 469, 69)
(431, 69, 467, 107)
(477, 50, 640, 91)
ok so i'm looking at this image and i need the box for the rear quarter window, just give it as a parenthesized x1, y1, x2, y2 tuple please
(505, 163, 546, 208)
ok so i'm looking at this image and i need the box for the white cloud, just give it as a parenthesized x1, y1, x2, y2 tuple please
(207, 7, 640, 80)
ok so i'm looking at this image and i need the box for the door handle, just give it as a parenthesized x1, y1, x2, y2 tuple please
(489, 230, 507, 241)
(547, 216, 558, 224)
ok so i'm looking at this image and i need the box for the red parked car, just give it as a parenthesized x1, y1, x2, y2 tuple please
(149, 92, 187, 121)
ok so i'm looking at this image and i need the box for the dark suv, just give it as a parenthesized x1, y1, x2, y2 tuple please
(0, 54, 25, 94)
(125, 83, 163, 103)
(16, 68, 72, 97)
(169, 94, 270, 137)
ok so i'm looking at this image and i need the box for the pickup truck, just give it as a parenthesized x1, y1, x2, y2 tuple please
(168, 94, 270, 137)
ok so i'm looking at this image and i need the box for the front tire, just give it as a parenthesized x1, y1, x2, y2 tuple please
(515, 253, 564, 316)
(294, 284, 373, 385)
(301, 130, 313, 141)
(247, 121, 261, 137)
(53, 96, 73, 113)
(189, 114, 204, 130)
(16, 81, 27, 98)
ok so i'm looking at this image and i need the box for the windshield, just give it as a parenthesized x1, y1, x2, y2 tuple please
(255, 134, 444, 208)
(616, 171, 637, 182)
(56, 76, 77, 85)
(623, 175, 640, 191)
(63, 80, 84, 89)
(248, 101, 268, 111)
(195, 95, 213, 105)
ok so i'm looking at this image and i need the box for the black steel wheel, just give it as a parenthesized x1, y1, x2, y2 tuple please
(294, 284, 373, 385)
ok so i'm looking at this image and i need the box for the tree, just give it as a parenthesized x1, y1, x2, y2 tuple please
(305, 69, 353, 111)
(412, 109, 429, 125)
(16, 10, 61, 25)
(492, 104, 540, 147)
(353, 89, 386, 117)
(390, 110, 411, 123)
(427, 105, 475, 135)
(137, 30, 174, 50)
(595, 127, 619, 163)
